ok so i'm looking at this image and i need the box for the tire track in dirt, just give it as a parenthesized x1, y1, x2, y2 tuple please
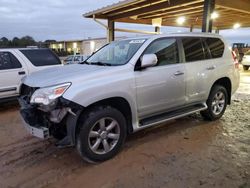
(0, 134, 84, 188)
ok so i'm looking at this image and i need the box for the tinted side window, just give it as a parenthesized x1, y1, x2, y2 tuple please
(182, 38, 204, 62)
(202, 40, 211, 59)
(10, 53, 22, 68)
(205, 38, 224, 58)
(20, 49, 61, 66)
(144, 38, 179, 66)
(0, 52, 22, 70)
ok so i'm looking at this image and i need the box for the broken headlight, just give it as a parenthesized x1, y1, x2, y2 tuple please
(30, 83, 71, 105)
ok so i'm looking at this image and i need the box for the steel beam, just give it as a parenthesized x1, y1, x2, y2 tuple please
(202, 0, 215, 32)
(109, 0, 203, 20)
(115, 28, 158, 35)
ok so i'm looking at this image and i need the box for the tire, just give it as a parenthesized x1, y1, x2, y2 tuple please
(76, 106, 127, 163)
(243, 65, 249, 71)
(201, 85, 228, 121)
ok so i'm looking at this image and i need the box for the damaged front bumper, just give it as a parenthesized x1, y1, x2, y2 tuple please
(22, 120, 50, 139)
(19, 96, 50, 139)
(18, 95, 83, 147)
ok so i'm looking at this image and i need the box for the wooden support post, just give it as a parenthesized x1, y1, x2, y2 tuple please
(190, 25, 193, 32)
(155, 26, 160, 33)
(107, 20, 115, 42)
(63, 41, 66, 50)
(202, 0, 215, 32)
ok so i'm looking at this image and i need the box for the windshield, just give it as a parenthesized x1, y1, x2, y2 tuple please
(86, 39, 146, 66)
(65, 56, 73, 61)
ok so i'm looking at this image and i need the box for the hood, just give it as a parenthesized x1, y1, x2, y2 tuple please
(23, 64, 113, 88)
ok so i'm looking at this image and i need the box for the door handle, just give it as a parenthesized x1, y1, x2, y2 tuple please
(206, 65, 216, 70)
(18, 71, 26, 75)
(174, 71, 184, 76)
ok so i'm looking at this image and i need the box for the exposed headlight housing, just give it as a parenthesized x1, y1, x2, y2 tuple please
(30, 83, 71, 105)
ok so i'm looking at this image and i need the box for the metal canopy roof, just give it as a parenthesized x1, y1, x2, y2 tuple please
(83, 0, 250, 29)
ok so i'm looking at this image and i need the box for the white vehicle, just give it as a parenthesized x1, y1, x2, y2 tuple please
(0, 48, 62, 101)
(64, 55, 89, 65)
(242, 50, 250, 70)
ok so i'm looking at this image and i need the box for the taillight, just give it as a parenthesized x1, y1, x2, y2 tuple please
(232, 51, 239, 69)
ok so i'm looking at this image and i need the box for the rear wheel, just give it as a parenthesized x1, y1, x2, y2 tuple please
(243, 65, 249, 71)
(76, 106, 127, 163)
(201, 85, 228, 121)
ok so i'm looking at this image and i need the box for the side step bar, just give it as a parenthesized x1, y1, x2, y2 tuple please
(137, 103, 207, 131)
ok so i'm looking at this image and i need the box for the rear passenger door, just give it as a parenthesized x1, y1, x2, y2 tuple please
(0, 51, 25, 98)
(182, 37, 218, 104)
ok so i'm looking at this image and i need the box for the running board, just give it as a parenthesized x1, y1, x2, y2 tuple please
(137, 103, 207, 131)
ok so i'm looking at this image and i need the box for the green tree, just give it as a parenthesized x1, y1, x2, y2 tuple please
(19, 36, 36, 47)
(0, 37, 9, 47)
(12, 37, 20, 47)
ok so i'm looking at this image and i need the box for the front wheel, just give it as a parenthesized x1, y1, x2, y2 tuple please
(201, 85, 228, 121)
(76, 106, 127, 163)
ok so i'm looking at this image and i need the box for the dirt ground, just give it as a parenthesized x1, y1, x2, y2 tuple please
(0, 70, 249, 188)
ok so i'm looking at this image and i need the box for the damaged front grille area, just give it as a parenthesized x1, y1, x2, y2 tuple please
(19, 95, 50, 128)
(19, 84, 65, 124)
(19, 84, 83, 144)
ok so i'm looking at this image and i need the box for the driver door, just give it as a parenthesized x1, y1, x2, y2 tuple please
(135, 38, 186, 119)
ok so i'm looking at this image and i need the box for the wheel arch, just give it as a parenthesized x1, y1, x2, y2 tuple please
(211, 77, 232, 104)
(77, 97, 134, 135)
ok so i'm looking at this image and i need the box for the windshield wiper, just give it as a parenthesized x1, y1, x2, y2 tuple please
(80, 61, 90, 65)
(88, 62, 112, 66)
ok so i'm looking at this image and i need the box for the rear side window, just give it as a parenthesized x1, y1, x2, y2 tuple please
(205, 38, 224, 58)
(182, 38, 204, 62)
(201, 39, 211, 59)
(0, 52, 22, 70)
(20, 49, 61, 66)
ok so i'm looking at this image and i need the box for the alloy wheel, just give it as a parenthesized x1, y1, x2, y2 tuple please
(212, 91, 225, 115)
(88, 117, 120, 155)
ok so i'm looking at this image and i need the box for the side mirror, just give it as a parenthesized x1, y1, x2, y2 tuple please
(140, 54, 158, 68)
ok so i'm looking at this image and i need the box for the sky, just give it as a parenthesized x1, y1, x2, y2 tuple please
(0, 0, 250, 44)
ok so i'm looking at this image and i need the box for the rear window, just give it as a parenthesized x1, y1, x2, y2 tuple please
(205, 38, 224, 58)
(20, 49, 61, 66)
(182, 38, 205, 62)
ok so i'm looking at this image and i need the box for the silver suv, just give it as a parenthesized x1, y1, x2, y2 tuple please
(19, 33, 240, 163)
